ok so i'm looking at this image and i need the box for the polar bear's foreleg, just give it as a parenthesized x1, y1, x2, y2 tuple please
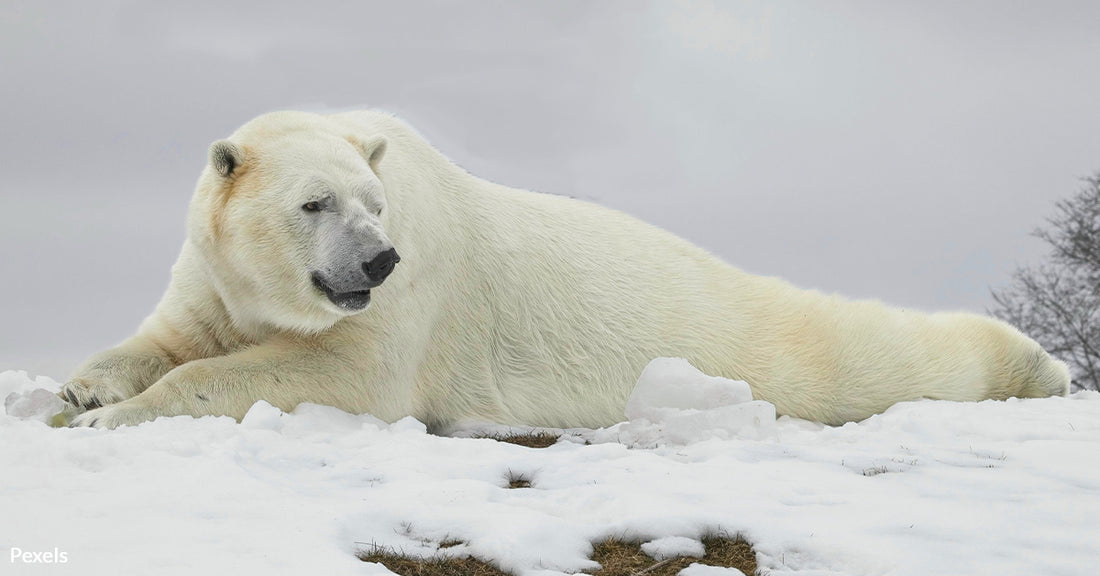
(59, 337, 177, 410)
(69, 337, 401, 429)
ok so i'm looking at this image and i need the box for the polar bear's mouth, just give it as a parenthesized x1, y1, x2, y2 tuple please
(310, 272, 371, 311)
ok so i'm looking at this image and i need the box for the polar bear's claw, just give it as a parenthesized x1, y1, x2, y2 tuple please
(59, 380, 124, 411)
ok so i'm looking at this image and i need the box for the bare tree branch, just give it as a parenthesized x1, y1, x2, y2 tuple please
(990, 172, 1100, 391)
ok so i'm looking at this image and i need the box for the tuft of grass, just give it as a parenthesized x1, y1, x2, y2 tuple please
(358, 535, 756, 576)
(491, 432, 561, 448)
(359, 546, 509, 576)
(699, 536, 757, 574)
(504, 470, 534, 489)
(591, 536, 756, 576)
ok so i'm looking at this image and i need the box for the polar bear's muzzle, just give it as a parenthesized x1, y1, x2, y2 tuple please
(311, 272, 372, 310)
(310, 248, 400, 311)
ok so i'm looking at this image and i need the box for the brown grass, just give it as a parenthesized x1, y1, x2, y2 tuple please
(504, 469, 534, 489)
(490, 432, 561, 448)
(359, 535, 755, 576)
(590, 536, 756, 576)
(359, 546, 509, 576)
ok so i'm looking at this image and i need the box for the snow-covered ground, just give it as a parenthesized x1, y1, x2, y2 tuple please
(2, 360, 1098, 576)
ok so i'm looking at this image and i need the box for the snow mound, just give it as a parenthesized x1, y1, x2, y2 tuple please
(626, 358, 755, 417)
(592, 357, 776, 446)
(2, 370, 67, 424)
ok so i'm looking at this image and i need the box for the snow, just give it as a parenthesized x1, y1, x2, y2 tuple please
(1, 371, 69, 424)
(641, 536, 705, 560)
(2, 360, 1099, 576)
(680, 564, 745, 576)
(620, 358, 776, 445)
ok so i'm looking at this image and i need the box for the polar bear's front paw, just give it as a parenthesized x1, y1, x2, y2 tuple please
(69, 401, 160, 429)
(59, 378, 131, 410)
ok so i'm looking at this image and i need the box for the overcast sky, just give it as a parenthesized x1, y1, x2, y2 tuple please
(2, 1, 1099, 377)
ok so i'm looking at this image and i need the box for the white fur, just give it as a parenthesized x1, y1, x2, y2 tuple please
(64, 110, 1071, 429)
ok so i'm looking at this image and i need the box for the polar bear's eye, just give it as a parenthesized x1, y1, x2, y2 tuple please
(302, 201, 321, 212)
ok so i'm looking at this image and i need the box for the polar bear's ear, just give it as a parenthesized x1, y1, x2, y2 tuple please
(346, 135, 387, 171)
(208, 140, 245, 178)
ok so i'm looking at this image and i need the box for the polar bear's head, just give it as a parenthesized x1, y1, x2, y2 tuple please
(188, 112, 400, 334)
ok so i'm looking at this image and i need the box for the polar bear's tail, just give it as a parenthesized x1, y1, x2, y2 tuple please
(1007, 346, 1071, 399)
(970, 315, 1071, 400)
(1027, 349, 1072, 397)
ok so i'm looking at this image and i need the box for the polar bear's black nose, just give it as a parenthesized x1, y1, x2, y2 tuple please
(363, 248, 400, 284)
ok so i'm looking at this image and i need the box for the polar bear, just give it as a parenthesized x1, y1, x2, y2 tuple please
(62, 110, 1070, 429)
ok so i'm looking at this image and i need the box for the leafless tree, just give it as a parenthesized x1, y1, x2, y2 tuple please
(991, 173, 1100, 392)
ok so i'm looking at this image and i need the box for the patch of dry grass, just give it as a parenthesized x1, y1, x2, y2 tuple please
(506, 475, 532, 489)
(358, 546, 509, 576)
(359, 535, 756, 576)
(490, 432, 561, 448)
(590, 536, 756, 576)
